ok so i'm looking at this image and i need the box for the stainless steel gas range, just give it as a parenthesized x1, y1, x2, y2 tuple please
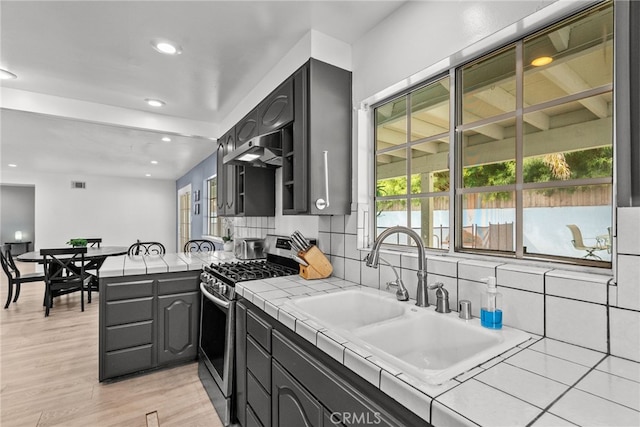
(197, 234, 302, 426)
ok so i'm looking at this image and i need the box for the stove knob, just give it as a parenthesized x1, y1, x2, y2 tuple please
(218, 283, 227, 294)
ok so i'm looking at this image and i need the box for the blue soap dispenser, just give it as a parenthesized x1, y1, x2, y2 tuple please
(480, 277, 502, 329)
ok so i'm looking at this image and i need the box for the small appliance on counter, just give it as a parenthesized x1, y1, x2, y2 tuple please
(233, 237, 266, 260)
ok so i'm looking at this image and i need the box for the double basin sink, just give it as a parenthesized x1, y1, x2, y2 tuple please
(285, 288, 530, 385)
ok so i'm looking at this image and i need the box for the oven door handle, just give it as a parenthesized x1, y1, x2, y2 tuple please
(200, 283, 230, 308)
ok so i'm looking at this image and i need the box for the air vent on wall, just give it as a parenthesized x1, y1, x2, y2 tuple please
(71, 181, 86, 189)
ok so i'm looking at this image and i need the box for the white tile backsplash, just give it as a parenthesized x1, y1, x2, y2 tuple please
(457, 259, 503, 282)
(617, 207, 640, 255)
(427, 256, 458, 277)
(499, 287, 544, 335)
(457, 279, 486, 317)
(545, 271, 609, 305)
(609, 307, 640, 362)
(344, 234, 359, 260)
(497, 265, 548, 293)
(330, 215, 345, 233)
(616, 254, 640, 310)
(330, 233, 345, 258)
(545, 296, 608, 352)
(344, 258, 361, 284)
(330, 255, 345, 279)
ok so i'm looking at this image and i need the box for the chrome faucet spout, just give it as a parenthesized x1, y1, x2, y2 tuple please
(366, 226, 429, 307)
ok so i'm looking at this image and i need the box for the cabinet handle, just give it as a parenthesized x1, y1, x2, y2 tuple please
(315, 150, 330, 210)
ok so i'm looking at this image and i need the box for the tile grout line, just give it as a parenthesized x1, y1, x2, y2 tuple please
(525, 353, 609, 426)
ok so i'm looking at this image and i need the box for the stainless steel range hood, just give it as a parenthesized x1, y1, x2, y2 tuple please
(223, 129, 282, 167)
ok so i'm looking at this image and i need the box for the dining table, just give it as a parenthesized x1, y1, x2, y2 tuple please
(17, 246, 129, 291)
(17, 246, 129, 263)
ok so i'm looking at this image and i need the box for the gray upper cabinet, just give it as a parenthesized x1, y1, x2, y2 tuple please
(216, 141, 227, 213)
(234, 109, 276, 217)
(215, 127, 237, 217)
(237, 108, 259, 145)
(258, 79, 294, 135)
(223, 129, 237, 215)
(283, 58, 352, 215)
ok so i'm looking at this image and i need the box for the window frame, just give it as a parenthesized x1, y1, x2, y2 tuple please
(371, 0, 614, 268)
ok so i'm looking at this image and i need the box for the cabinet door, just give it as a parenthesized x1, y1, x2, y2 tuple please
(216, 141, 227, 215)
(258, 79, 294, 135)
(237, 108, 259, 145)
(224, 131, 237, 215)
(236, 302, 248, 427)
(272, 360, 323, 427)
(157, 292, 199, 365)
(283, 66, 308, 214)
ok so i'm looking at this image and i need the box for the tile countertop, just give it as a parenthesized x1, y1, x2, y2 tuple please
(237, 276, 640, 427)
(99, 251, 238, 277)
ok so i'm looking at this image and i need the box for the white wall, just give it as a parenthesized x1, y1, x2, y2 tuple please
(352, 0, 556, 103)
(1, 170, 176, 251)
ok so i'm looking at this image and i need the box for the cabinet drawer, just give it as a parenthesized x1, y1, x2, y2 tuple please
(105, 321, 153, 352)
(105, 297, 153, 326)
(157, 274, 199, 295)
(104, 344, 153, 379)
(247, 336, 271, 391)
(105, 279, 153, 301)
(247, 310, 272, 352)
(247, 371, 271, 427)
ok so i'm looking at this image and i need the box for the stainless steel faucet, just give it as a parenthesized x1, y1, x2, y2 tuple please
(365, 226, 429, 307)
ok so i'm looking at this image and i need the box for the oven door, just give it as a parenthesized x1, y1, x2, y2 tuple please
(199, 283, 235, 398)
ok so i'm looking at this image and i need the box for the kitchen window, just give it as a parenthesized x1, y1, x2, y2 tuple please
(375, 77, 451, 248)
(374, 1, 613, 266)
(178, 189, 191, 251)
(207, 176, 223, 238)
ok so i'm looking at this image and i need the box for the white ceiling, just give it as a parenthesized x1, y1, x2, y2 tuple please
(0, 1, 405, 180)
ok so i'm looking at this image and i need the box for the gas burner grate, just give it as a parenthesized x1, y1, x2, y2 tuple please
(206, 260, 298, 285)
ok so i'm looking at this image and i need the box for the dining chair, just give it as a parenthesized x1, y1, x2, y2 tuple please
(566, 224, 606, 260)
(183, 239, 216, 253)
(127, 240, 166, 256)
(1, 244, 45, 309)
(41, 247, 92, 317)
(82, 238, 102, 295)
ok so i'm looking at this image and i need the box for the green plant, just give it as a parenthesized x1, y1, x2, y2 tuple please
(222, 229, 233, 243)
(66, 238, 88, 247)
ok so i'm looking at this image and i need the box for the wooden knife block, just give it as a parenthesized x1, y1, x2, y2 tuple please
(298, 245, 333, 280)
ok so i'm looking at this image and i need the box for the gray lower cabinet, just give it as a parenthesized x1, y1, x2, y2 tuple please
(99, 271, 200, 382)
(157, 292, 199, 365)
(272, 360, 323, 427)
(236, 299, 429, 427)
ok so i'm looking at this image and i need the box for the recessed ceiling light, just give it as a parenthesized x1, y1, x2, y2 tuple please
(1, 69, 17, 80)
(145, 173, 151, 177)
(8, 163, 17, 167)
(151, 160, 158, 165)
(145, 98, 165, 107)
(162, 136, 171, 142)
(151, 40, 182, 55)
(531, 56, 553, 67)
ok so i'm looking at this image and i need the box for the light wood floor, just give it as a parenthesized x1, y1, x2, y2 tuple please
(1, 261, 223, 427)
